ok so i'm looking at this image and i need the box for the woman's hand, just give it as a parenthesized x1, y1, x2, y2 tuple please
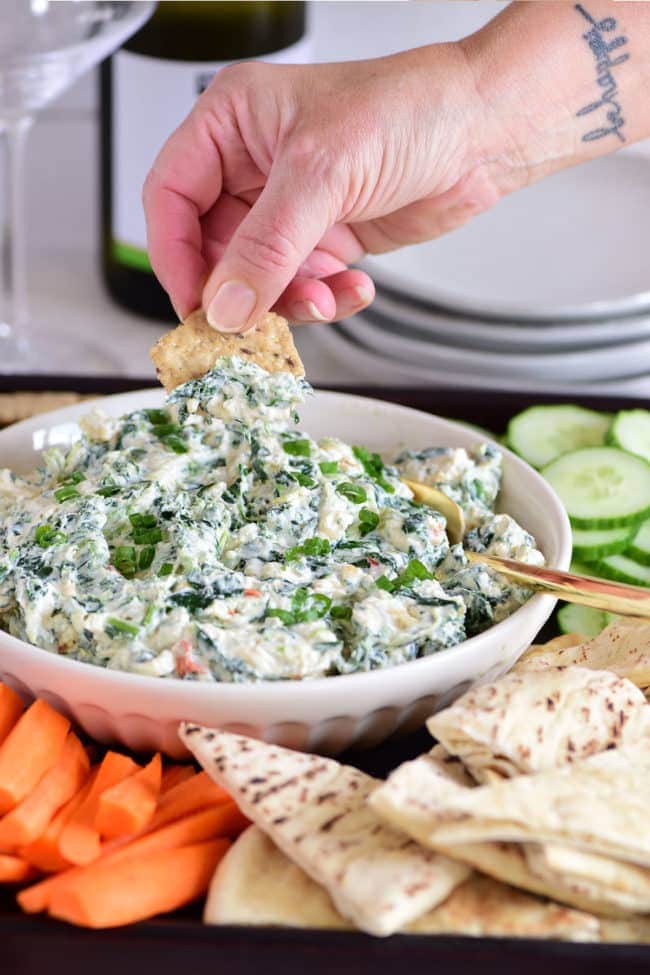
(144, 0, 650, 334)
(143, 43, 497, 331)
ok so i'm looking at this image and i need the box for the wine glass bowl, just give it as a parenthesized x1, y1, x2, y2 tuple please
(0, 0, 156, 369)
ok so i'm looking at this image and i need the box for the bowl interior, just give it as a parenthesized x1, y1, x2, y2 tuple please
(0, 388, 572, 754)
(0, 386, 571, 574)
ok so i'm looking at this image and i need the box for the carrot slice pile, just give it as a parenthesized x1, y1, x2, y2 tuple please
(58, 751, 139, 865)
(95, 753, 162, 839)
(49, 839, 230, 929)
(0, 685, 24, 746)
(0, 733, 89, 851)
(0, 680, 246, 927)
(0, 699, 70, 815)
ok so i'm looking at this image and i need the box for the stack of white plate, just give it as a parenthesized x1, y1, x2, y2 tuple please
(316, 152, 650, 393)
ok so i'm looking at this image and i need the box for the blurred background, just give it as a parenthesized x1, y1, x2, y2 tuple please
(3, 0, 650, 392)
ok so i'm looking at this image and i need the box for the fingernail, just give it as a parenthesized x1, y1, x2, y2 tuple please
(355, 286, 374, 305)
(206, 281, 257, 332)
(291, 300, 329, 323)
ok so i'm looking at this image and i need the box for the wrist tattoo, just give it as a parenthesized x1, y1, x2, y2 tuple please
(575, 4, 629, 144)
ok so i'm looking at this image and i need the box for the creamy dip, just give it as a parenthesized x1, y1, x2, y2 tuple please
(0, 359, 543, 682)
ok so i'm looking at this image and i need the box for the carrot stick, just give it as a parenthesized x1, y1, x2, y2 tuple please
(0, 734, 89, 851)
(160, 765, 194, 794)
(0, 853, 37, 884)
(48, 838, 230, 928)
(18, 802, 247, 914)
(0, 699, 70, 815)
(58, 752, 139, 866)
(150, 770, 231, 831)
(95, 753, 162, 839)
(0, 684, 24, 746)
(19, 771, 97, 873)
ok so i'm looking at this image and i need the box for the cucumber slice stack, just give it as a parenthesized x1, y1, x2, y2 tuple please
(506, 405, 611, 469)
(557, 604, 612, 639)
(542, 447, 650, 529)
(507, 403, 650, 639)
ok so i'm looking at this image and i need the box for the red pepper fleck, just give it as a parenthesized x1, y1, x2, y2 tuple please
(244, 588, 262, 597)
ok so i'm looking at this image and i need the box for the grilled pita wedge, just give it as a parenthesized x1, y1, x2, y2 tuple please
(372, 742, 650, 868)
(180, 725, 469, 936)
(369, 750, 637, 916)
(206, 825, 599, 942)
(427, 666, 650, 782)
(516, 619, 650, 689)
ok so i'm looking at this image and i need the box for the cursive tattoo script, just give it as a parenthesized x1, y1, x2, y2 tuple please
(575, 4, 629, 143)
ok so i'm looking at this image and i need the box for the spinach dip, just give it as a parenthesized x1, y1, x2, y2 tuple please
(0, 359, 543, 682)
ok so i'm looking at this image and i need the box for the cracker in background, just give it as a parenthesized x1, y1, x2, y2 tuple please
(150, 309, 304, 391)
(0, 391, 90, 425)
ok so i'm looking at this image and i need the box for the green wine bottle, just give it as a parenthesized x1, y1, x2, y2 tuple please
(101, 1, 308, 321)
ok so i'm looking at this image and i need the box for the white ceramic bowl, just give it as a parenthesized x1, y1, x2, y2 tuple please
(0, 390, 571, 757)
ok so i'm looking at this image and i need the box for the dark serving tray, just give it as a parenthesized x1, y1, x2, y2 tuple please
(2, 376, 649, 975)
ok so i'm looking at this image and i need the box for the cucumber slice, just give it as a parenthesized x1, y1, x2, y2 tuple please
(557, 603, 608, 638)
(627, 519, 650, 565)
(569, 558, 599, 577)
(594, 553, 650, 587)
(608, 409, 650, 462)
(571, 524, 635, 560)
(542, 447, 650, 529)
(506, 405, 611, 469)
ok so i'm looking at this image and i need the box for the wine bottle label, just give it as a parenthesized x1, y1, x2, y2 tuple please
(111, 35, 312, 271)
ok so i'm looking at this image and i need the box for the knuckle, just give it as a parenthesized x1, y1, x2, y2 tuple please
(234, 224, 301, 274)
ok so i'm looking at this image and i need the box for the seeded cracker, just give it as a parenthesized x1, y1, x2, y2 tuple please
(150, 309, 304, 391)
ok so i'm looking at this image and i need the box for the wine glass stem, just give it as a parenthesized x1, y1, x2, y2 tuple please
(1, 117, 33, 338)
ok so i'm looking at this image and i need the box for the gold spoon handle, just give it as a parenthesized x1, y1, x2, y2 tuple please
(467, 552, 650, 619)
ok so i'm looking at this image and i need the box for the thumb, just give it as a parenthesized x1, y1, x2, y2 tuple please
(202, 158, 333, 333)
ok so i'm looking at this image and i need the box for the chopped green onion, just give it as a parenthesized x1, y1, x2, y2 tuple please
(54, 485, 80, 503)
(60, 470, 85, 486)
(336, 482, 367, 504)
(129, 513, 157, 530)
(142, 605, 155, 626)
(96, 484, 121, 498)
(358, 508, 379, 536)
(105, 617, 139, 638)
(138, 546, 156, 571)
(157, 563, 174, 577)
(282, 439, 311, 457)
(319, 460, 339, 475)
(113, 545, 137, 579)
(151, 422, 180, 438)
(330, 604, 352, 621)
(145, 409, 169, 425)
(291, 472, 315, 488)
(160, 434, 189, 454)
(34, 525, 67, 548)
(132, 527, 164, 545)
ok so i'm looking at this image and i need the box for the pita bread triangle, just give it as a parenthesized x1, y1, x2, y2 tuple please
(180, 723, 468, 936)
(427, 665, 650, 781)
(206, 824, 600, 942)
